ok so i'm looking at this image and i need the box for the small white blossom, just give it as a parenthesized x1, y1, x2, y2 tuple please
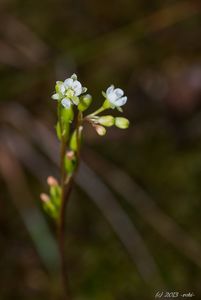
(106, 85, 127, 107)
(51, 74, 87, 108)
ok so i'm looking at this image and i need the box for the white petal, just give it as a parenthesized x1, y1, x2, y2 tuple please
(107, 92, 117, 104)
(106, 85, 114, 96)
(114, 88, 124, 98)
(114, 96, 127, 107)
(58, 84, 66, 95)
(61, 98, 71, 108)
(52, 93, 60, 100)
(64, 78, 73, 88)
(72, 80, 82, 96)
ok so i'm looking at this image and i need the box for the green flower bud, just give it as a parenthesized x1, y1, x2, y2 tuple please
(115, 117, 130, 129)
(64, 153, 77, 175)
(98, 115, 114, 127)
(95, 125, 106, 136)
(78, 94, 92, 112)
(40, 193, 58, 219)
(47, 176, 58, 187)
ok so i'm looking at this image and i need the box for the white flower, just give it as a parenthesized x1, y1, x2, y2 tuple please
(51, 74, 87, 108)
(106, 85, 127, 107)
(64, 78, 82, 96)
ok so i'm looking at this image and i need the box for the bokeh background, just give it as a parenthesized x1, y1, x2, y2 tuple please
(0, 0, 201, 299)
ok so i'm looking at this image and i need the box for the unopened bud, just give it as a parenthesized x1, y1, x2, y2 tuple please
(95, 125, 106, 136)
(66, 150, 75, 160)
(40, 193, 50, 203)
(115, 117, 130, 129)
(78, 94, 92, 111)
(98, 115, 114, 127)
(47, 176, 58, 186)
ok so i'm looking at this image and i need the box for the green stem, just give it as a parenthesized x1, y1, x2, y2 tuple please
(57, 103, 71, 300)
(57, 108, 83, 300)
(87, 106, 106, 117)
(58, 137, 71, 300)
(76, 111, 83, 162)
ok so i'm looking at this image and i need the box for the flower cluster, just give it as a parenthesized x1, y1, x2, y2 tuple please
(52, 73, 87, 108)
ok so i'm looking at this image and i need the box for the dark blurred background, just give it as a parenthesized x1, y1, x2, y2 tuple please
(0, 0, 201, 299)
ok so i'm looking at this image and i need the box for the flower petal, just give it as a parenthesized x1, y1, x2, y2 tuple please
(114, 96, 127, 107)
(58, 83, 66, 95)
(114, 88, 124, 98)
(106, 85, 114, 96)
(61, 98, 71, 108)
(72, 80, 82, 96)
(107, 92, 117, 104)
(64, 78, 73, 88)
(51, 93, 60, 100)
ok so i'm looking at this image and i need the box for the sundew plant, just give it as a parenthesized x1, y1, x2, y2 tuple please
(40, 74, 129, 299)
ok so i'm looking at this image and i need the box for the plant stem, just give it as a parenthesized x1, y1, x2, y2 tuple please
(57, 110, 83, 300)
(87, 106, 105, 117)
(58, 136, 71, 300)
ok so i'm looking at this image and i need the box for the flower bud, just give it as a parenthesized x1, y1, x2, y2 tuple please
(115, 117, 130, 129)
(78, 94, 92, 111)
(95, 125, 106, 136)
(47, 176, 58, 186)
(98, 115, 114, 127)
(66, 150, 75, 160)
(40, 193, 50, 203)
